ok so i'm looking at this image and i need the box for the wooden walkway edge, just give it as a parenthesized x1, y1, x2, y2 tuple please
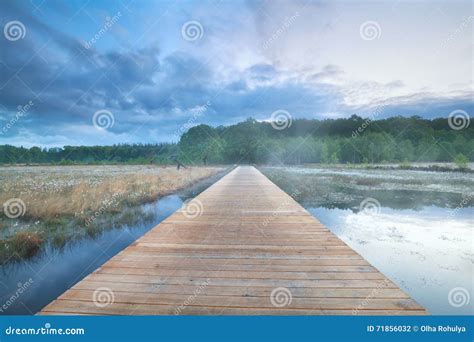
(39, 166, 426, 315)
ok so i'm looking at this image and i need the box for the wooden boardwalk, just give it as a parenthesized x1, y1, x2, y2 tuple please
(40, 166, 426, 315)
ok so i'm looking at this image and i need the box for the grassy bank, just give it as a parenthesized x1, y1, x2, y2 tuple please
(288, 162, 474, 172)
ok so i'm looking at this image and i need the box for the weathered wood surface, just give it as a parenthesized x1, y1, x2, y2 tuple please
(40, 166, 426, 315)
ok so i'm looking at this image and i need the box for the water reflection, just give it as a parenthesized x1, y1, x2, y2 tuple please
(311, 206, 473, 315)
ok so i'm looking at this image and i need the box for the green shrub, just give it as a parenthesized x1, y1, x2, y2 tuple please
(454, 154, 469, 169)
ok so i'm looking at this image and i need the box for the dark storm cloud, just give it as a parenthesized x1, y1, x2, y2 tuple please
(0, 0, 472, 147)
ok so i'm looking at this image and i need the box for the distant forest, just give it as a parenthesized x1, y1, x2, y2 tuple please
(1, 115, 472, 165)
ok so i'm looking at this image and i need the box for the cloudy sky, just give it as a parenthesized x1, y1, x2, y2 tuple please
(0, 0, 472, 147)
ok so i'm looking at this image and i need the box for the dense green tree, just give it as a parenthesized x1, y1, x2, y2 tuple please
(179, 124, 225, 164)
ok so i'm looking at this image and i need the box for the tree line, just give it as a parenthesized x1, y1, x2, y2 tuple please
(1, 115, 472, 165)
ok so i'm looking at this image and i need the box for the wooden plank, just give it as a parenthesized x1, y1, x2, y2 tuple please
(102, 261, 378, 272)
(55, 290, 423, 310)
(95, 267, 388, 280)
(76, 273, 399, 288)
(40, 300, 426, 316)
(69, 281, 411, 298)
(112, 255, 372, 266)
(39, 166, 427, 315)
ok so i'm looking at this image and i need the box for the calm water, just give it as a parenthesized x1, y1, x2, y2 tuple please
(0, 171, 226, 315)
(261, 166, 473, 315)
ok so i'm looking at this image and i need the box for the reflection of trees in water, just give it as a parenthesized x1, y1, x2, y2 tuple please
(299, 189, 467, 212)
(262, 169, 472, 212)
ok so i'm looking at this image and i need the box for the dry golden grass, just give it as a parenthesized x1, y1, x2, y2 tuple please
(0, 165, 223, 219)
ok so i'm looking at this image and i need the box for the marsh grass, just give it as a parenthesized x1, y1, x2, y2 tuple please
(0, 165, 223, 264)
(0, 232, 43, 263)
(0, 166, 221, 219)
